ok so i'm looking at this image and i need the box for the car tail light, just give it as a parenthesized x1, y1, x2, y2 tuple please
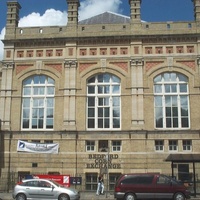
(16, 181, 22, 185)
(115, 186, 121, 192)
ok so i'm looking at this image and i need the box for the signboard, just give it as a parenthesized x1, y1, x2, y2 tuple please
(25, 174, 70, 187)
(70, 177, 82, 185)
(17, 140, 59, 154)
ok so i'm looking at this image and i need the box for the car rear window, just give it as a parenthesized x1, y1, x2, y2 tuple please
(121, 175, 154, 185)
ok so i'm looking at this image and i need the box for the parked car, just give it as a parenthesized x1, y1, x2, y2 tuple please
(12, 178, 80, 200)
(114, 173, 191, 200)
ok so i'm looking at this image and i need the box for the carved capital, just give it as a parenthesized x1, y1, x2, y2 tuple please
(64, 60, 77, 68)
(130, 58, 144, 66)
(2, 62, 15, 69)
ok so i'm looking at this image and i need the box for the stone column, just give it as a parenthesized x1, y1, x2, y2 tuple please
(130, 58, 144, 129)
(63, 60, 77, 130)
(0, 62, 14, 130)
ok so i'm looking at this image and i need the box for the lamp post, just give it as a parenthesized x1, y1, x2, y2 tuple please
(106, 146, 109, 198)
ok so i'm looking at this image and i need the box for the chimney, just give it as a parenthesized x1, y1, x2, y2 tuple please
(129, 0, 141, 23)
(66, 0, 80, 26)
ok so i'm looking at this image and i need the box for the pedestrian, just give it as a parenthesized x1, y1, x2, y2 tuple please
(96, 174, 104, 195)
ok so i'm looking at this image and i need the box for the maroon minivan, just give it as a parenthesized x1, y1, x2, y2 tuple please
(114, 173, 190, 200)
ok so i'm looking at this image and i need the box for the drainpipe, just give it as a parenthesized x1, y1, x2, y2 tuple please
(7, 132, 12, 192)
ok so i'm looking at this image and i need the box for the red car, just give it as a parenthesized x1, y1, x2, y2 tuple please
(114, 173, 190, 200)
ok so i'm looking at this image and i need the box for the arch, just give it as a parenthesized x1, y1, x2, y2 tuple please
(21, 74, 55, 130)
(86, 73, 121, 130)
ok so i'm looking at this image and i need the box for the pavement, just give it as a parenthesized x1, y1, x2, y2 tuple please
(0, 191, 113, 200)
(0, 191, 199, 200)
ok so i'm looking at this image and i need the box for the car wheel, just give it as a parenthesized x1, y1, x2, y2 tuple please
(174, 192, 185, 200)
(16, 193, 26, 200)
(124, 193, 136, 200)
(58, 194, 70, 200)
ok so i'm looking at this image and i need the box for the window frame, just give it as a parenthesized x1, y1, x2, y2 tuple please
(154, 73, 190, 130)
(22, 75, 55, 130)
(112, 140, 122, 152)
(168, 140, 178, 152)
(87, 73, 121, 130)
(86, 140, 95, 152)
(155, 140, 164, 152)
(182, 140, 192, 151)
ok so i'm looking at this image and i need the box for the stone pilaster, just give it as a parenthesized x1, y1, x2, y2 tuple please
(130, 58, 144, 129)
(63, 60, 77, 130)
(0, 62, 14, 130)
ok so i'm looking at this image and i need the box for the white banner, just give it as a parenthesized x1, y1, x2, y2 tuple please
(17, 140, 59, 154)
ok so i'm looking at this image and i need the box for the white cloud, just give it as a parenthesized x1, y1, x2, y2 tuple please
(0, 28, 5, 61)
(19, 9, 68, 27)
(79, 0, 122, 20)
(0, 0, 123, 60)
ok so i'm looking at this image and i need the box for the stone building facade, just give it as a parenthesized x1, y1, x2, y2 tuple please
(1, 0, 200, 192)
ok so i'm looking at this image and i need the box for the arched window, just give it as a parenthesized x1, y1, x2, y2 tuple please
(154, 72, 190, 129)
(87, 73, 121, 130)
(22, 75, 55, 130)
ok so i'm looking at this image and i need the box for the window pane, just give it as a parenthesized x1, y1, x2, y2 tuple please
(166, 118, 171, 128)
(88, 97, 95, 106)
(47, 87, 54, 95)
(113, 97, 120, 106)
(182, 118, 189, 127)
(173, 118, 178, 127)
(112, 85, 120, 94)
(155, 96, 162, 106)
(105, 108, 110, 117)
(113, 108, 120, 117)
(88, 119, 94, 128)
(24, 87, 31, 95)
(180, 84, 187, 92)
(154, 85, 162, 93)
(98, 119, 103, 128)
(98, 108, 103, 117)
(113, 118, 120, 128)
(98, 74, 103, 82)
(88, 77, 95, 83)
(88, 86, 95, 94)
(88, 108, 94, 117)
(98, 86, 103, 94)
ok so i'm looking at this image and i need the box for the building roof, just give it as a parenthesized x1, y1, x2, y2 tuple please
(79, 11, 130, 25)
(166, 154, 200, 163)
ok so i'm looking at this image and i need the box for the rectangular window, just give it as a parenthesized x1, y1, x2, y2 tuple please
(86, 141, 95, 152)
(85, 173, 98, 191)
(169, 140, 178, 151)
(155, 140, 164, 151)
(109, 173, 121, 190)
(112, 141, 121, 152)
(183, 140, 192, 151)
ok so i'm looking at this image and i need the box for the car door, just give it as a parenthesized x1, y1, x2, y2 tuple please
(38, 180, 56, 199)
(23, 180, 41, 199)
(155, 175, 174, 199)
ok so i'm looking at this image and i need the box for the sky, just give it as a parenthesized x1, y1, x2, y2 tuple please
(0, 0, 195, 61)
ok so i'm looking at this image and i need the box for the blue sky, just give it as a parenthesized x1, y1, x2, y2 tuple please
(0, 0, 195, 60)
